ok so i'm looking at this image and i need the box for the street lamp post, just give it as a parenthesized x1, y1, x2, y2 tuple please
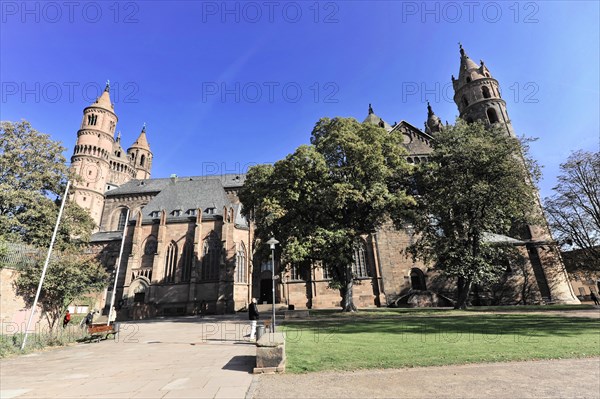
(266, 237, 279, 333)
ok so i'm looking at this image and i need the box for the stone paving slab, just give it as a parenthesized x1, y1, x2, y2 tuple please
(252, 357, 600, 399)
(0, 317, 256, 399)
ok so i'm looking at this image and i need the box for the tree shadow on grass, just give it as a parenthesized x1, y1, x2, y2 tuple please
(282, 315, 600, 338)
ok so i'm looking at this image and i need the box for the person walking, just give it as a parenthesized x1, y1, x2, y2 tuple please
(63, 310, 71, 328)
(248, 298, 259, 339)
(590, 291, 599, 306)
(109, 307, 117, 324)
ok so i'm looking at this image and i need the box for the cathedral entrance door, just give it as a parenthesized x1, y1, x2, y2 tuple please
(259, 278, 272, 304)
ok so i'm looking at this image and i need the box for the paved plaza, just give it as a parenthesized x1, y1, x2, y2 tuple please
(1, 316, 256, 399)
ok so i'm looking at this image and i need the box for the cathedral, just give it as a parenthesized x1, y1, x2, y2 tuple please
(70, 47, 579, 318)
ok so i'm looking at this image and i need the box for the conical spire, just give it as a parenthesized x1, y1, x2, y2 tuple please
(362, 104, 392, 131)
(425, 102, 442, 134)
(454, 44, 489, 90)
(130, 123, 150, 150)
(92, 79, 114, 111)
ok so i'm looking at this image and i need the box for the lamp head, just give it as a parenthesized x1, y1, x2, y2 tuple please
(266, 237, 279, 250)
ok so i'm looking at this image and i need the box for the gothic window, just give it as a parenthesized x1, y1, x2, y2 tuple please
(140, 155, 145, 167)
(352, 241, 369, 278)
(117, 209, 128, 231)
(462, 95, 469, 107)
(144, 237, 157, 256)
(235, 243, 247, 283)
(164, 241, 178, 283)
(201, 232, 220, 280)
(290, 264, 304, 281)
(322, 265, 332, 280)
(487, 108, 500, 124)
(482, 86, 491, 99)
(410, 268, 427, 291)
(181, 239, 193, 283)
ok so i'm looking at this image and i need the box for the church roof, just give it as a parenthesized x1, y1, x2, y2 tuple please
(139, 178, 232, 221)
(105, 174, 246, 197)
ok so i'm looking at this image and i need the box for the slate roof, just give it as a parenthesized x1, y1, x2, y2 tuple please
(90, 231, 124, 243)
(136, 178, 233, 222)
(106, 174, 246, 197)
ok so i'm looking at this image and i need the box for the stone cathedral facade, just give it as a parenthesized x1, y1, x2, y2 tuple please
(71, 47, 579, 318)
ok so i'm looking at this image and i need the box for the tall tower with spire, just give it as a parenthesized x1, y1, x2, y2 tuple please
(127, 124, 153, 179)
(452, 44, 515, 137)
(70, 82, 118, 226)
(70, 81, 152, 228)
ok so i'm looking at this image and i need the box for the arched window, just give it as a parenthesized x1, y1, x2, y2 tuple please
(352, 241, 369, 278)
(487, 108, 499, 124)
(462, 95, 469, 107)
(117, 209, 128, 231)
(410, 268, 427, 291)
(140, 154, 145, 167)
(201, 232, 220, 280)
(142, 236, 157, 268)
(164, 241, 178, 283)
(482, 86, 491, 99)
(235, 242, 247, 283)
(181, 239, 193, 282)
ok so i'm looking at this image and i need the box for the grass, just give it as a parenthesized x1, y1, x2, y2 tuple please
(307, 304, 596, 319)
(0, 326, 88, 358)
(281, 312, 600, 373)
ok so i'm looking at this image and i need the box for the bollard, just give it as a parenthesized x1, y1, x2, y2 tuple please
(256, 324, 265, 341)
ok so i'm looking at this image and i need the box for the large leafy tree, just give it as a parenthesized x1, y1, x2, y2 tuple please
(240, 117, 413, 311)
(0, 120, 95, 249)
(14, 251, 108, 331)
(544, 150, 600, 270)
(403, 120, 539, 309)
(2, 121, 105, 333)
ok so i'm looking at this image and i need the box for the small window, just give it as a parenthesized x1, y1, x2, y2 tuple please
(466, 77, 472, 83)
(487, 108, 500, 124)
(150, 211, 159, 218)
(462, 95, 469, 107)
(482, 86, 491, 99)
(172, 210, 182, 217)
(187, 209, 197, 216)
(205, 208, 215, 215)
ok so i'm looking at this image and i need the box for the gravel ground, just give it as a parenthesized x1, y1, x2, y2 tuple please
(251, 357, 600, 399)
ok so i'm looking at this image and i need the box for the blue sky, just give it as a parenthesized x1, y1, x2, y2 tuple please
(1, 1, 598, 199)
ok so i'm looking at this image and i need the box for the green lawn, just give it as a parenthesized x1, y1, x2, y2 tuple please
(281, 313, 600, 373)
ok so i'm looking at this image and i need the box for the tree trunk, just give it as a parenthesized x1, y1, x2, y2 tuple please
(341, 264, 357, 312)
(454, 276, 472, 309)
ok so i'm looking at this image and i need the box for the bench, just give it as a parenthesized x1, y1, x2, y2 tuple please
(87, 323, 119, 342)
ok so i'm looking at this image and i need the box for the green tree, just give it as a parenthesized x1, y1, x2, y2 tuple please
(14, 251, 108, 331)
(240, 117, 413, 311)
(403, 120, 539, 309)
(0, 120, 95, 249)
(544, 150, 600, 270)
